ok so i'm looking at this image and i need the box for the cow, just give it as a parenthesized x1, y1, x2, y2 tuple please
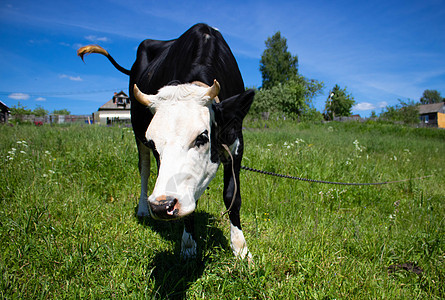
(78, 23, 254, 260)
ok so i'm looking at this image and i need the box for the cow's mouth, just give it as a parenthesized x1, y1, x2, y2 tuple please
(149, 196, 180, 220)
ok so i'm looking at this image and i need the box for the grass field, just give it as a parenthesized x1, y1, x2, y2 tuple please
(1, 121, 444, 299)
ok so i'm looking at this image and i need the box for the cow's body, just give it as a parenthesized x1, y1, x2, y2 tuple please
(78, 23, 254, 259)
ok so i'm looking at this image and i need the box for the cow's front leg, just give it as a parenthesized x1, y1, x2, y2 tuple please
(181, 214, 197, 259)
(223, 160, 251, 260)
(136, 140, 151, 217)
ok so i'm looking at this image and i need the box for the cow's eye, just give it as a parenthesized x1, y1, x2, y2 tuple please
(194, 130, 209, 148)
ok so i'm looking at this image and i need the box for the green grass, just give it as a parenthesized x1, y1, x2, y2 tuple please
(1, 121, 444, 299)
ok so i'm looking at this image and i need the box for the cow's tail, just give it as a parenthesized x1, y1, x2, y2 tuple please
(77, 45, 131, 76)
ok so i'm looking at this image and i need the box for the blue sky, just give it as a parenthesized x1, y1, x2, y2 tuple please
(1, 0, 444, 116)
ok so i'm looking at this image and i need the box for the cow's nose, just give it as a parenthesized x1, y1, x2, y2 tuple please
(149, 196, 179, 219)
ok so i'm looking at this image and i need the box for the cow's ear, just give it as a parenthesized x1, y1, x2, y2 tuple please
(215, 89, 255, 123)
(212, 89, 254, 148)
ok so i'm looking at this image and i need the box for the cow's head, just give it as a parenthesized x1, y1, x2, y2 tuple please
(134, 81, 254, 220)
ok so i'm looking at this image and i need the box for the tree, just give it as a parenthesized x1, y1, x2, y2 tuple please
(33, 105, 48, 117)
(260, 31, 298, 89)
(255, 31, 323, 120)
(52, 109, 70, 115)
(10, 102, 32, 122)
(420, 89, 444, 104)
(324, 85, 356, 120)
(379, 99, 419, 124)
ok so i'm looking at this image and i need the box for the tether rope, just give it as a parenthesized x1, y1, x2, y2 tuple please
(240, 166, 433, 186)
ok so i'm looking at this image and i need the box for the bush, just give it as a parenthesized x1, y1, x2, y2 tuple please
(379, 99, 420, 124)
(250, 76, 323, 121)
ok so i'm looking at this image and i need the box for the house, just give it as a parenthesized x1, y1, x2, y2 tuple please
(418, 102, 445, 128)
(0, 100, 10, 123)
(93, 91, 131, 125)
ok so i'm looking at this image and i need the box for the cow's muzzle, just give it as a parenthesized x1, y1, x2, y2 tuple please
(149, 195, 179, 220)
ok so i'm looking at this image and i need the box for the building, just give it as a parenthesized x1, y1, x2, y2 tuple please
(418, 102, 445, 128)
(0, 100, 10, 123)
(93, 91, 131, 125)
(334, 114, 361, 122)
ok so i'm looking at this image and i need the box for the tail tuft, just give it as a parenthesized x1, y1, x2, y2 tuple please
(77, 45, 109, 62)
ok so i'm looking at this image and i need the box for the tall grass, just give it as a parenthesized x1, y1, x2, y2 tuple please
(1, 122, 444, 298)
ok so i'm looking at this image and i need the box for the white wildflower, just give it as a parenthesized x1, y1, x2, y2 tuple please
(353, 140, 364, 152)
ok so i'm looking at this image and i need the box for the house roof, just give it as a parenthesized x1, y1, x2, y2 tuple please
(418, 102, 445, 115)
(98, 91, 130, 111)
(0, 100, 10, 112)
(114, 91, 128, 98)
(98, 99, 129, 110)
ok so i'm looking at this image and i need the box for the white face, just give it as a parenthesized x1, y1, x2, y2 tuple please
(143, 84, 220, 220)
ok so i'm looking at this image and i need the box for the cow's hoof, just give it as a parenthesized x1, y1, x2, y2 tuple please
(180, 229, 197, 259)
(136, 208, 150, 217)
(137, 199, 150, 217)
(180, 247, 197, 260)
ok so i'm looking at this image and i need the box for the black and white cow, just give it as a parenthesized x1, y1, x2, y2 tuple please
(78, 23, 254, 259)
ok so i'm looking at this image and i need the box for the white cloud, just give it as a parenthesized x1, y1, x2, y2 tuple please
(59, 74, 82, 81)
(378, 101, 388, 108)
(85, 35, 109, 43)
(8, 93, 30, 100)
(36, 97, 46, 101)
(353, 102, 376, 111)
(73, 43, 85, 50)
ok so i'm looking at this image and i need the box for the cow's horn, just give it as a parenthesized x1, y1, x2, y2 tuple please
(205, 79, 220, 100)
(133, 84, 152, 106)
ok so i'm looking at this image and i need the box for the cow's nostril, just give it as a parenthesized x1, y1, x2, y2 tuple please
(166, 198, 178, 213)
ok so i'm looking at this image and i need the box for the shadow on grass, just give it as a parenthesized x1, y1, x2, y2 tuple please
(135, 208, 229, 299)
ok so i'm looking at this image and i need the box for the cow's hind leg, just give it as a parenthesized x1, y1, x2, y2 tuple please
(223, 159, 251, 260)
(181, 214, 197, 259)
(136, 140, 151, 217)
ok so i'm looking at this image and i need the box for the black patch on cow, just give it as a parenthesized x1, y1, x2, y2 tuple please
(210, 123, 220, 163)
(146, 139, 160, 174)
(167, 80, 182, 86)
